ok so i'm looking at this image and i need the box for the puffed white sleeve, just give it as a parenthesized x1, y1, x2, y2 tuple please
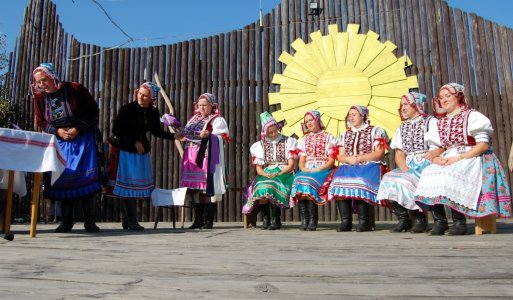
(326, 133, 338, 157)
(468, 111, 493, 143)
(336, 132, 346, 147)
(250, 141, 265, 165)
(285, 137, 298, 160)
(372, 126, 389, 150)
(390, 127, 403, 150)
(297, 137, 307, 157)
(425, 118, 442, 150)
(211, 117, 229, 135)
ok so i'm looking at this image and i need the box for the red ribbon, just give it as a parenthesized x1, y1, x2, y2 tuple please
(221, 133, 231, 143)
(375, 137, 389, 150)
(329, 146, 339, 159)
(289, 149, 301, 157)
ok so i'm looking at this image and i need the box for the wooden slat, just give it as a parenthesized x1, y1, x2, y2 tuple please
(484, 21, 508, 165)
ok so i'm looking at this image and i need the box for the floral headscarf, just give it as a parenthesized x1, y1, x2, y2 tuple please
(194, 93, 219, 114)
(345, 105, 369, 129)
(433, 83, 468, 117)
(399, 92, 428, 121)
(259, 111, 281, 141)
(301, 110, 325, 134)
(136, 82, 160, 100)
(32, 62, 62, 92)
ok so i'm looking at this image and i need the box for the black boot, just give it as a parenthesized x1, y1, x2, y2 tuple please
(298, 200, 309, 231)
(307, 200, 318, 231)
(82, 197, 100, 233)
(189, 202, 205, 229)
(120, 200, 129, 230)
(55, 201, 74, 233)
(389, 202, 412, 233)
(356, 201, 371, 232)
(410, 210, 428, 233)
(269, 205, 282, 230)
(202, 202, 216, 229)
(447, 209, 467, 235)
(260, 203, 271, 230)
(336, 200, 352, 232)
(428, 205, 449, 235)
(125, 199, 144, 231)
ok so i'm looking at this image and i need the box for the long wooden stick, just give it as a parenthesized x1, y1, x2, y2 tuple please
(154, 72, 184, 158)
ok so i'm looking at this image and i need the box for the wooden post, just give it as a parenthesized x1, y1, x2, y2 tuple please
(475, 215, 497, 235)
(3, 171, 15, 235)
(30, 173, 42, 238)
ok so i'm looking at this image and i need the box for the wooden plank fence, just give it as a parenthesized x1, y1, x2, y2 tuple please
(4, 0, 513, 223)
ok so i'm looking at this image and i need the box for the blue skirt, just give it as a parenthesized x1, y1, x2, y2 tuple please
(44, 130, 101, 200)
(290, 169, 332, 205)
(328, 162, 382, 204)
(113, 151, 154, 198)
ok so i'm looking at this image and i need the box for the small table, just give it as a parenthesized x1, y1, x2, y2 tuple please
(0, 128, 66, 237)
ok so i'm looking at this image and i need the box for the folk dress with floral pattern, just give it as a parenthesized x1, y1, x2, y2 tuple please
(289, 131, 337, 205)
(414, 108, 511, 218)
(242, 136, 298, 214)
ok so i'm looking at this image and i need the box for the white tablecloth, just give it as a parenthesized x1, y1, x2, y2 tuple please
(0, 128, 66, 193)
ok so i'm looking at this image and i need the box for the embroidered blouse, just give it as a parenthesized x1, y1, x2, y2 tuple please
(250, 135, 298, 168)
(338, 124, 388, 160)
(425, 109, 493, 154)
(297, 131, 337, 169)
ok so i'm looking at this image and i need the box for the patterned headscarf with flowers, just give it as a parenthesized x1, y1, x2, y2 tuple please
(345, 105, 369, 129)
(301, 110, 325, 134)
(32, 62, 63, 92)
(399, 92, 428, 121)
(433, 83, 468, 117)
(194, 93, 219, 114)
(259, 111, 282, 141)
(136, 82, 161, 100)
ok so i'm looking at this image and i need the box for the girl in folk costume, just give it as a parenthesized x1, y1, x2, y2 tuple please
(32, 63, 101, 233)
(327, 105, 389, 232)
(289, 110, 337, 231)
(180, 93, 229, 229)
(242, 112, 298, 230)
(111, 82, 178, 231)
(376, 92, 442, 233)
(415, 83, 511, 235)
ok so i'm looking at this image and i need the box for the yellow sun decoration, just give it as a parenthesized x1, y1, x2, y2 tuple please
(269, 24, 418, 139)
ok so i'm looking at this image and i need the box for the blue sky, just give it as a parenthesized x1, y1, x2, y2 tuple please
(1, 0, 513, 53)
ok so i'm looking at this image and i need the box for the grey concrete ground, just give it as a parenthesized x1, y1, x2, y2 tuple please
(1, 220, 513, 300)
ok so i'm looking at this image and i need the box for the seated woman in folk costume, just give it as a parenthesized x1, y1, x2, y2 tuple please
(289, 110, 337, 231)
(326, 105, 389, 232)
(242, 112, 297, 230)
(179, 93, 229, 230)
(414, 83, 511, 235)
(376, 92, 442, 233)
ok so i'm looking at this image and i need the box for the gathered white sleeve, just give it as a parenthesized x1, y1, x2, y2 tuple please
(336, 132, 346, 148)
(249, 141, 265, 165)
(425, 118, 442, 150)
(211, 117, 229, 136)
(468, 111, 493, 143)
(325, 133, 337, 156)
(285, 137, 298, 160)
(297, 137, 307, 157)
(372, 126, 389, 150)
(390, 127, 403, 151)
